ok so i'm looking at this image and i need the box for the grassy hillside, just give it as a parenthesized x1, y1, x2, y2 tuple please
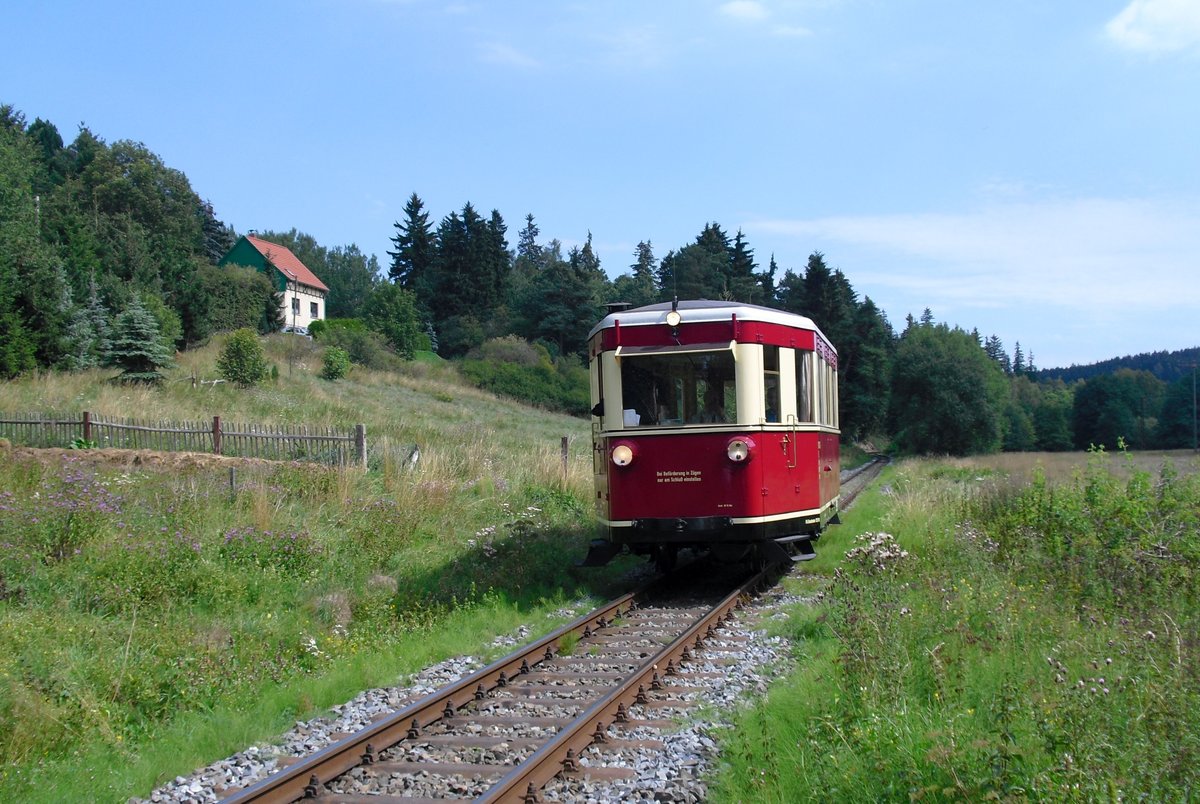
(0, 336, 635, 803)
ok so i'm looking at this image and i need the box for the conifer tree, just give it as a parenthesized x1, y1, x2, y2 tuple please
(516, 213, 542, 269)
(388, 193, 434, 292)
(64, 274, 110, 370)
(726, 229, 758, 302)
(775, 268, 806, 314)
(485, 209, 511, 301)
(200, 200, 236, 264)
(104, 296, 174, 383)
(613, 240, 657, 307)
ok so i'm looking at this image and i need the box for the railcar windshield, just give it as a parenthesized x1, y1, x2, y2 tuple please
(619, 349, 736, 426)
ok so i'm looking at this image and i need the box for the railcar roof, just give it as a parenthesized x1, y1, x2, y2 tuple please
(588, 300, 833, 349)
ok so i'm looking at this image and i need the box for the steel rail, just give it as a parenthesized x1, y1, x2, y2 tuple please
(221, 592, 640, 803)
(479, 563, 776, 804)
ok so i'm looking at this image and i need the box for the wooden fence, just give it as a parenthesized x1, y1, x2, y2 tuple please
(0, 411, 367, 468)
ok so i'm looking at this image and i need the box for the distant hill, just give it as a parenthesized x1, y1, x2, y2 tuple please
(1037, 346, 1200, 384)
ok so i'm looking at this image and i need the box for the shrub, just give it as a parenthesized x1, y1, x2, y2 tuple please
(317, 326, 404, 371)
(467, 335, 548, 367)
(217, 328, 269, 388)
(310, 318, 368, 340)
(460, 351, 590, 415)
(321, 346, 350, 380)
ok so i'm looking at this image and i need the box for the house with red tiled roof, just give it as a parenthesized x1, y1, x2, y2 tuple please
(219, 235, 329, 332)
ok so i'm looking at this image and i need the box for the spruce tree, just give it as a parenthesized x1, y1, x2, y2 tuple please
(617, 240, 657, 307)
(104, 296, 174, 384)
(775, 268, 806, 314)
(726, 229, 757, 302)
(516, 213, 542, 269)
(387, 193, 434, 291)
(200, 200, 236, 264)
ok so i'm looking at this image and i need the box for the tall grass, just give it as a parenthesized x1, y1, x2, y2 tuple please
(0, 349, 637, 803)
(713, 450, 1200, 802)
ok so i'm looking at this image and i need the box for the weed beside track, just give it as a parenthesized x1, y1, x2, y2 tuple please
(713, 450, 1200, 802)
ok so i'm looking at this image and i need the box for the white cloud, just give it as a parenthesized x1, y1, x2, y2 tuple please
(748, 197, 1200, 312)
(772, 24, 813, 37)
(719, 1, 770, 23)
(1106, 0, 1200, 54)
(479, 42, 539, 68)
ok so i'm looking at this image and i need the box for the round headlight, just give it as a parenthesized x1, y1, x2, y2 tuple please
(665, 310, 681, 327)
(726, 437, 755, 463)
(611, 443, 635, 467)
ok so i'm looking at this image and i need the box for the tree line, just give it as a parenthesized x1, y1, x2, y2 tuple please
(1, 104, 1193, 455)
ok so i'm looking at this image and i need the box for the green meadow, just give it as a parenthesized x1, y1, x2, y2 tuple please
(0, 336, 633, 803)
(714, 449, 1200, 802)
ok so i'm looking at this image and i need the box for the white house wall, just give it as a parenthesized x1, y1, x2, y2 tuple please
(283, 285, 326, 330)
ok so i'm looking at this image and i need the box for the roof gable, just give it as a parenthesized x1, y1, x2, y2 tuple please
(245, 235, 329, 293)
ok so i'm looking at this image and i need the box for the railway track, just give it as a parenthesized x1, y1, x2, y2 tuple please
(840, 455, 887, 510)
(168, 460, 886, 803)
(221, 564, 775, 803)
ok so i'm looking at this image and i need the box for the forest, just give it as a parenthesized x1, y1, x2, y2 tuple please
(1, 104, 1195, 455)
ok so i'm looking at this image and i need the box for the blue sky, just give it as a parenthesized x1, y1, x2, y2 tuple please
(3, 0, 1198, 368)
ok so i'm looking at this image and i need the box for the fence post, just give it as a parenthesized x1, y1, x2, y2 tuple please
(213, 416, 222, 455)
(355, 424, 366, 469)
(82, 411, 91, 443)
(561, 435, 569, 482)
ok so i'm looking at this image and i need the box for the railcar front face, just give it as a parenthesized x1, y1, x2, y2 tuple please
(587, 302, 840, 564)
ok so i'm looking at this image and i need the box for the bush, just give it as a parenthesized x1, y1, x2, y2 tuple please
(321, 346, 350, 380)
(217, 328, 269, 388)
(309, 318, 367, 340)
(460, 351, 589, 415)
(317, 326, 404, 371)
(467, 335, 548, 367)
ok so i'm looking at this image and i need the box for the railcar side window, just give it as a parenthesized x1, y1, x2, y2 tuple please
(620, 351, 736, 426)
(763, 346, 781, 423)
(795, 350, 813, 423)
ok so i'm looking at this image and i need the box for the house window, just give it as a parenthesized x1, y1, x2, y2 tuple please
(291, 297, 300, 314)
(310, 301, 319, 318)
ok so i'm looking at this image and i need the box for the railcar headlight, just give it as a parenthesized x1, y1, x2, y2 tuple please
(611, 442, 636, 467)
(665, 310, 681, 328)
(726, 437, 755, 463)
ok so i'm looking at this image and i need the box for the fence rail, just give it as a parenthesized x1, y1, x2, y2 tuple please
(0, 411, 367, 468)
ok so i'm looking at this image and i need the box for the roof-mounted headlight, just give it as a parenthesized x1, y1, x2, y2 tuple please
(665, 310, 681, 328)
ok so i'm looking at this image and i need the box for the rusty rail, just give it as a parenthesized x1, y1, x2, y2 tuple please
(221, 592, 639, 803)
(221, 564, 776, 803)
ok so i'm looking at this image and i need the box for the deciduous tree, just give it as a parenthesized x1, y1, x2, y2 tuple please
(889, 323, 1008, 455)
(217, 328, 269, 388)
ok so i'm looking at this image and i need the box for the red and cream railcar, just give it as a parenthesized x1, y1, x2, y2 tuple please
(583, 300, 840, 569)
